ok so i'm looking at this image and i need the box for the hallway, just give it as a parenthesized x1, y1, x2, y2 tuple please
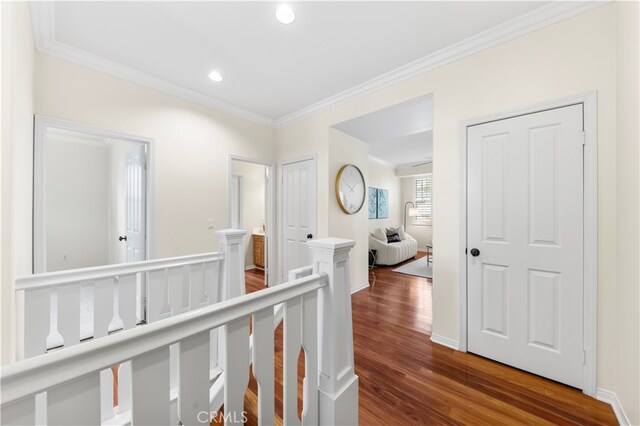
(244, 255, 616, 425)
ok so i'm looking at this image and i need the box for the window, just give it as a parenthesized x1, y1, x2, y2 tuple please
(413, 175, 432, 225)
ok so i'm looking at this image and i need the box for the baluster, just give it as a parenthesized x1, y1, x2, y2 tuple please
(169, 344, 179, 405)
(48, 373, 101, 425)
(252, 307, 275, 425)
(178, 331, 209, 426)
(1, 395, 34, 425)
(117, 362, 132, 415)
(168, 267, 183, 317)
(147, 269, 171, 323)
(208, 261, 222, 376)
(108, 277, 124, 332)
(181, 265, 191, 312)
(93, 278, 114, 338)
(118, 274, 137, 330)
(57, 283, 82, 348)
(224, 316, 250, 425)
(301, 291, 319, 425)
(24, 287, 50, 358)
(189, 263, 207, 309)
(100, 368, 114, 422)
(132, 347, 170, 425)
(283, 296, 303, 426)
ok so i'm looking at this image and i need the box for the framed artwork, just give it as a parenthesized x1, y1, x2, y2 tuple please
(368, 187, 378, 219)
(377, 189, 389, 219)
(368, 187, 389, 219)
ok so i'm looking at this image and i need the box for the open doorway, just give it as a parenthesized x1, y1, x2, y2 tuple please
(33, 116, 153, 341)
(229, 156, 275, 286)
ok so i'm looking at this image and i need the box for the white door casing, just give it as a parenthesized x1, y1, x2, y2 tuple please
(281, 158, 317, 282)
(466, 104, 584, 389)
(124, 144, 147, 263)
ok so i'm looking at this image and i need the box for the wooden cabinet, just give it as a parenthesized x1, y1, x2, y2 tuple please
(253, 234, 265, 268)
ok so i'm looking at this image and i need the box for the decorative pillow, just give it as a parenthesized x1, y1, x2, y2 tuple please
(386, 226, 407, 240)
(387, 233, 401, 243)
(372, 227, 387, 242)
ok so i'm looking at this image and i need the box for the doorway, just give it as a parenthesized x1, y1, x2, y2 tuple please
(459, 93, 598, 396)
(33, 116, 154, 333)
(228, 156, 275, 286)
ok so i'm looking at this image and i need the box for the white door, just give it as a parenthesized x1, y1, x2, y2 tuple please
(124, 144, 146, 263)
(467, 104, 584, 388)
(281, 158, 316, 281)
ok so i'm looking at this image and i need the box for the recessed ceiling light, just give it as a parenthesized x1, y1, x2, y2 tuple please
(275, 5, 295, 25)
(208, 70, 223, 82)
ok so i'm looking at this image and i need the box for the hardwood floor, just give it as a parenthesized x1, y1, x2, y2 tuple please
(242, 258, 616, 425)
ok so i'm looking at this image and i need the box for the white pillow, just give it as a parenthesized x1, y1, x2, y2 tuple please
(372, 227, 387, 242)
(386, 226, 407, 240)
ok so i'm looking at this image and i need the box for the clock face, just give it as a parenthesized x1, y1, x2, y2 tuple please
(336, 164, 366, 214)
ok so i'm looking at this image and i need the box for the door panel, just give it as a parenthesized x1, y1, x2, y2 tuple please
(467, 104, 584, 389)
(281, 158, 316, 281)
(124, 144, 146, 263)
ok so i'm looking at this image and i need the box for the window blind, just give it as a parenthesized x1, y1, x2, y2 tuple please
(414, 175, 432, 222)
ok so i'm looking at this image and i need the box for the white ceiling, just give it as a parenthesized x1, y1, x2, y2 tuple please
(334, 95, 432, 167)
(38, 1, 560, 124)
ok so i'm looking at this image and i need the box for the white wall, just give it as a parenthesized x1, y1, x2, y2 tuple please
(34, 53, 277, 260)
(614, 2, 639, 423)
(401, 176, 432, 249)
(0, 1, 34, 365)
(231, 160, 266, 268)
(328, 129, 369, 290)
(276, 3, 624, 405)
(367, 157, 401, 235)
(45, 140, 110, 271)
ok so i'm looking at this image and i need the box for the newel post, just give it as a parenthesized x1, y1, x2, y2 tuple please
(216, 229, 246, 300)
(308, 238, 358, 426)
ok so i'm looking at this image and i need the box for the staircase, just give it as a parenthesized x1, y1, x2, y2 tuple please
(1, 232, 359, 426)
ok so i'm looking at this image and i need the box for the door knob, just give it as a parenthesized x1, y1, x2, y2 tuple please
(119, 236, 127, 242)
(307, 234, 313, 239)
(470, 248, 480, 257)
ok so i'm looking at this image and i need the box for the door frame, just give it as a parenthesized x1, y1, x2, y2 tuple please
(457, 92, 598, 396)
(33, 115, 155, 273)
(227, 155, 276, 286)
(279, 154, 317, 283)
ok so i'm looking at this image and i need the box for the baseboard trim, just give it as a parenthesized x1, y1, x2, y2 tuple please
(351, 282, 370, 294)
(430, 334, 459, 350)
(596, 388, 631, 425)
(245, 264, 257, 271)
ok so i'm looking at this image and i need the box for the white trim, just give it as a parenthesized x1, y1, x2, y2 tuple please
(245, 264, 257, 271)
(275, 2, 607, 127)
(33, 115, 156, 274)
(228, 155, 276, 287)
(29, 3, 276, 129)
(29, 2, 606, 129)
(457, 92, 598, 397)
(350, 282, 370, 295)
(596, 388, 631, 425)
(430, 334, 459, 351)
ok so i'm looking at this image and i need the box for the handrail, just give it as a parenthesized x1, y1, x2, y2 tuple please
(1, 273, 328, 405)
(15, 252, 225, 290)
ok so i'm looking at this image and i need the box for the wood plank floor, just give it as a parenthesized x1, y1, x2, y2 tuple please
(241, 256, 616, 425)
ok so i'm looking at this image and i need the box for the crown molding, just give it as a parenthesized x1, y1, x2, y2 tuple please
(275, 1, 608, 127)
(30, 1, 608, 130)
(29, 2, 277, 129)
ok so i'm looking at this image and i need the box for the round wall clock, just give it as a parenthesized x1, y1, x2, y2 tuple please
(335, 164, 366, 214)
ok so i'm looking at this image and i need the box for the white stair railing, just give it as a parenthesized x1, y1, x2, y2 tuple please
(1, 238, 359, 426)
(18, 229, 245, 359)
